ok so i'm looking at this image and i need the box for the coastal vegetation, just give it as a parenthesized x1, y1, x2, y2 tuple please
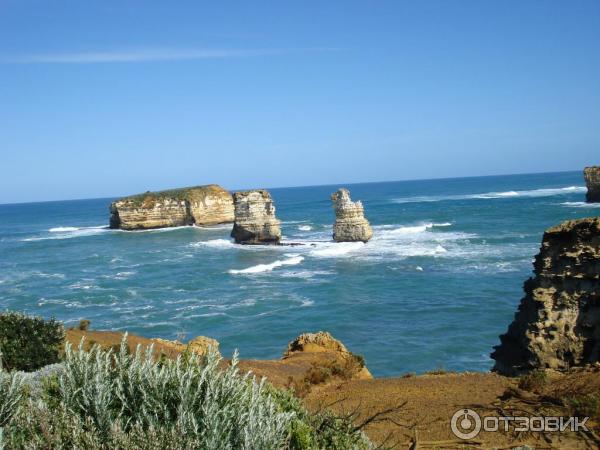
(0, 313, 372, 449)
(0, 311, 64, 372)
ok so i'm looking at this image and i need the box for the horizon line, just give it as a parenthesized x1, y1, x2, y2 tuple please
(0, 168, 583, 206)
(0, 47, 340, 64)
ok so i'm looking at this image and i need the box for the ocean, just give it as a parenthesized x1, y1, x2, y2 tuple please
(1, 170, 598, 377)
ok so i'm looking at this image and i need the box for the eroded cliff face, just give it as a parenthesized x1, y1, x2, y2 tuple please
(331, 188, 373, 242)
(109, 185, 234, 230)
(231, 190, 281, 244)
(491, 218, 600, 375)
(584, 166, 600, 203)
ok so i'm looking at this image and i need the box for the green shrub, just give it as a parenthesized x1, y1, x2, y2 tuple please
(268, 387, 372, 450)
(77, 319, 90, 331)
(0, 311, 65, 372)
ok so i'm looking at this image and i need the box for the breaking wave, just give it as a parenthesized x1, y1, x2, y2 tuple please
(23, 225, 109, 241)
(309, 242, 364, 258)
(561, 201, 600, 208)
(229, 256, 305, 274)
(392, 186, 586, 204)
(191, 238, 235, 249)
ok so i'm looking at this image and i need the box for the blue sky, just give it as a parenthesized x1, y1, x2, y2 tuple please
(1, 1, 599, 203)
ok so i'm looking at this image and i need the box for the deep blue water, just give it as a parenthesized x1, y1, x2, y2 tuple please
(1, 171, 599, 376)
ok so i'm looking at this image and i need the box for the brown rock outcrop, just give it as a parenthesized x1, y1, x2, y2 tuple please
(284, 331, 351, 357)
(152, 336, 221, 358)
(109, 185, 234, 230)
(331, 188, 373, 242)
(584, 166, 600, 203)
(231, 190, 281, 244)
(491, 218, 600, 375)
(284, 331, 372, 380)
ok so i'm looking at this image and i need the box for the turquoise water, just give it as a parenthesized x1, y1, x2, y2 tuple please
(1, 171, 599, 376)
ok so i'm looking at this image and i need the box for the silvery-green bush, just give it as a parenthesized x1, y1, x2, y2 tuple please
(0, 337, 373, 449)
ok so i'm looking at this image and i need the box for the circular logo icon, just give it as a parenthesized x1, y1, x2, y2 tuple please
(451, 408, 482, 439)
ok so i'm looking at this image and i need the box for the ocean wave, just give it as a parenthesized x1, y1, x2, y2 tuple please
(561, 201, 600, 208)
(309, 242, 364, 257)
(392, 185, 586, 204)
(24, 225, 109, 241)
(101, 271, 136, 280)
(191, 238, 234, 249)
(277, 270, 335, 279)
(298, 225, 313, 231)
(68, 281, 97, 290)
(49, 226, 80, 232)
(228, 255, 304, 274)
(376, 222, 453, 236)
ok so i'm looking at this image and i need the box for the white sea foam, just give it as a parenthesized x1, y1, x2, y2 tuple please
(392, 185, 586, 204)
(309, 242, 364, 257)
(101, 271, 136, 280)
(229, 256, 305, 274)
(278, 270, 335, 279)
(49, 226, 80, 232)
(298, 225, 313, 231)
(32, 271, 66, 279)
(376, 223, 451, 236)
(22, 225, 110, 241)
(68, 282, 96, 290)
(191, 238, 235, 249)
(561, 201, 600, 208)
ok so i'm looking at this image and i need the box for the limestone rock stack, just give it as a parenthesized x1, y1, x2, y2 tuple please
(331, 188, 373, 242)
(231, 190, 281, 244)
(109, 185, 234, 230)
(491, 218, 600, 375)
(584, 166, 600, 203)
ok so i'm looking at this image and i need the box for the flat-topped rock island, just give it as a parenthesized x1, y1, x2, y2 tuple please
(109, 184, 234, 230)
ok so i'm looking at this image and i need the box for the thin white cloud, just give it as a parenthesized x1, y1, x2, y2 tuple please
(2, 47, 338, 64)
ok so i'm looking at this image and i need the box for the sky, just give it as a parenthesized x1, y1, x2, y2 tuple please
(0, 1, 599, 204)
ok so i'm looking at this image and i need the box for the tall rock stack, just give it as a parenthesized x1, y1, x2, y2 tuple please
(109, 185, 234, 230)
(491, 218, 600, 376)
(231, 190, 281, 244)
(584, 166, 600, 203)
(331, 188, 373, 242)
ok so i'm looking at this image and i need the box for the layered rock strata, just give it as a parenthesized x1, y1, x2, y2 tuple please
(492, 218, 600, 375)
(231, 190, 281, 244)
(109, 185, 234, 230)
(584, 166, 600, 203)
(331, 188, 373, 242)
